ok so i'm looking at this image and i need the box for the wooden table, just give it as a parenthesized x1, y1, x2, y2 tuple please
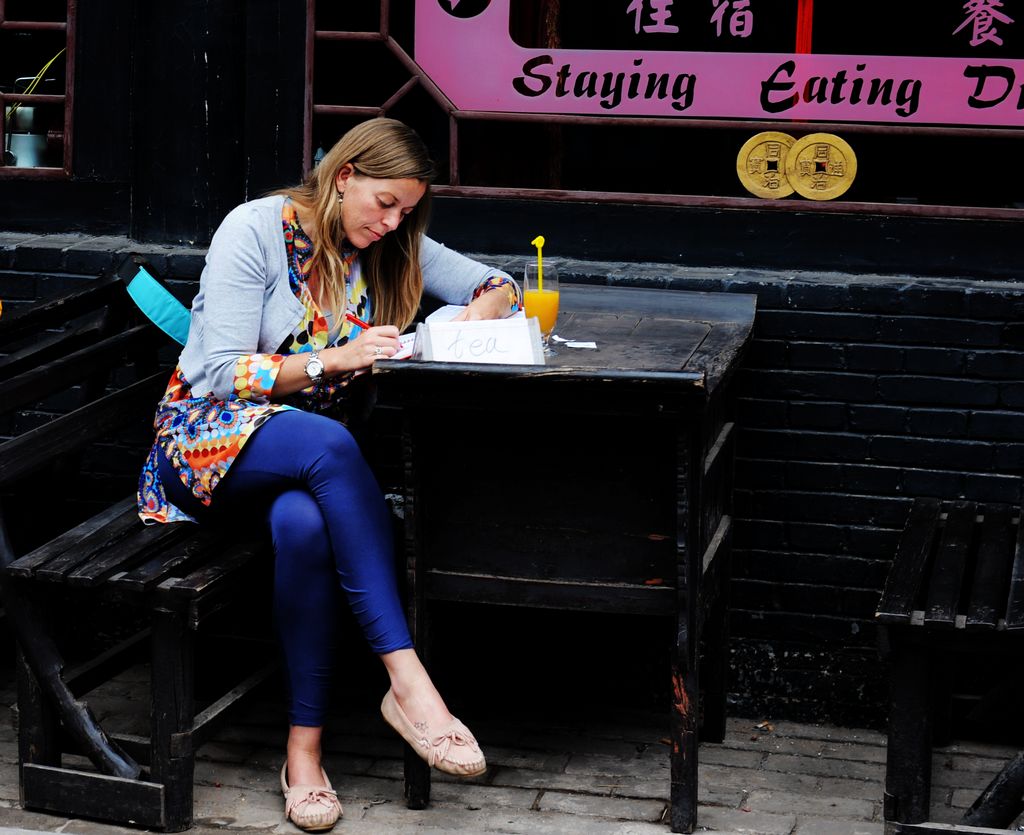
(374, 284, 755, 833)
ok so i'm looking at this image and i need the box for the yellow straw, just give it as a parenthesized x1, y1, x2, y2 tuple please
(5, 48, 65, 123)
(530, 235, 545, 292)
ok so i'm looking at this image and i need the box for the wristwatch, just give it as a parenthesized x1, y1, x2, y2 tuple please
(303, 350, 325, 385)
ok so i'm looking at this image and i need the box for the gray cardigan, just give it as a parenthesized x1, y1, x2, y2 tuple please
(179, 195, 514, 401)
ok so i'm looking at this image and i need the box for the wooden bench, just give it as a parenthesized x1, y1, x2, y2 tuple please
(0, 272, 275, 831)
(876, 498, 1024, 833)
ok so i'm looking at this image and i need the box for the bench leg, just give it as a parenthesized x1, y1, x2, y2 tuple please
(16, 646, 60, 780)
(962, 751, 1024, 828)
(0, 533, 139, 780)
(151, 606, 196, 832)
(884, 633, 932, 824)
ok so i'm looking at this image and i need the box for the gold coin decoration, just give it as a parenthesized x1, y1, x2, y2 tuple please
(785, 133, 858, 201)
(736, 132, 796, 199)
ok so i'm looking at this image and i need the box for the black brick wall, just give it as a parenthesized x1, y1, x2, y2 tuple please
(3, 233, 1023, 728)
(557, 260, 1024, 727)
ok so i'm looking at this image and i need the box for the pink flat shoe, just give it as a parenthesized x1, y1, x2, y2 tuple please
(381, 688, 487, 777)
(280, 763, 342, 832)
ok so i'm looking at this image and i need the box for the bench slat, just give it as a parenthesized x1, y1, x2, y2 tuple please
(7, 497, 138, 577)
(0, 371, 167, 488)
(111, 525, 235, 593)
(66, 523, 193, 587)
(32, 511, 170, 582)
(1005, 513, 1024, 630)
(966, 507, 1014, 630)
(20, 505, 140, 580)
(160, 538, 268, 599)
(877, 499, 941, 623)
(925, 503, 975, 628)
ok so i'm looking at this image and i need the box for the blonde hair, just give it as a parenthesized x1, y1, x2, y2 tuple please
(280, 118, 436, 331)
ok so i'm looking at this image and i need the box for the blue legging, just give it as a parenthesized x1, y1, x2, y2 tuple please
(158, 409, 413, 726)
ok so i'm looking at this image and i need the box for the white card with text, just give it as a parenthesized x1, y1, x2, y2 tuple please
(412, 318, 544, 365)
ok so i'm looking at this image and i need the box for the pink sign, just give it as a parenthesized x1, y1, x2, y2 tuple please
(415, 0, 1024, 127)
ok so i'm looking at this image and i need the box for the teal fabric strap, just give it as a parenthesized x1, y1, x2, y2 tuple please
(125, 266, 190, 345)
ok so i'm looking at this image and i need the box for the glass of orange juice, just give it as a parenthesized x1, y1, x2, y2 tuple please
(524, 263, 559, 354)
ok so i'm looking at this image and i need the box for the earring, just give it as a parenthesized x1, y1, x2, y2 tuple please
(337, 190, 344, 205)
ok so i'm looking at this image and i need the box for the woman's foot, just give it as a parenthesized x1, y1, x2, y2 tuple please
(381, 688, 486, 776)
(384, 652, 455, 731)
(379, 649, 486, 777)
(281, 726, 341, 831)
(281, 763, 342, 832)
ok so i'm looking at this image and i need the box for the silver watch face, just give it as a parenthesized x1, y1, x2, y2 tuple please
(305, 355, 325, 381)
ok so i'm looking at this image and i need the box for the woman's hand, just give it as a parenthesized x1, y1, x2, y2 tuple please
(269, 326, 401, 398)
(452, 289, 511, 322)
(325, 325, 401, 373)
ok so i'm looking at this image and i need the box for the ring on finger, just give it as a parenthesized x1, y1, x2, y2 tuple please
(374, 345, 383, 357)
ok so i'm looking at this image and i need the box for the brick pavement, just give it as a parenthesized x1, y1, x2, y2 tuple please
(0, 667, 1020, 834)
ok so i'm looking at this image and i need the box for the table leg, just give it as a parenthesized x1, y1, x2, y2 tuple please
(670, 428, 700, 833)
(404, 745, 431, 809)
(699, 599, 728, 745)
(402, 414, 431, 810)
(403, 638, 431, 809)
(699, 520, 732, 745)
(669, 658, 699, 833)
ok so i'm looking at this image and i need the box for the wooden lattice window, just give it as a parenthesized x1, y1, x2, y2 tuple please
(0, 0, 74, 177)
(308, 1, 1023, 220)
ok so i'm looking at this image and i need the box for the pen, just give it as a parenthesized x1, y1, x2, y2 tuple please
(345, 312, 372, 330)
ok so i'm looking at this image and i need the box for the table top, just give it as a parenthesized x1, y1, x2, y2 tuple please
(374, 285, 756, 396)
